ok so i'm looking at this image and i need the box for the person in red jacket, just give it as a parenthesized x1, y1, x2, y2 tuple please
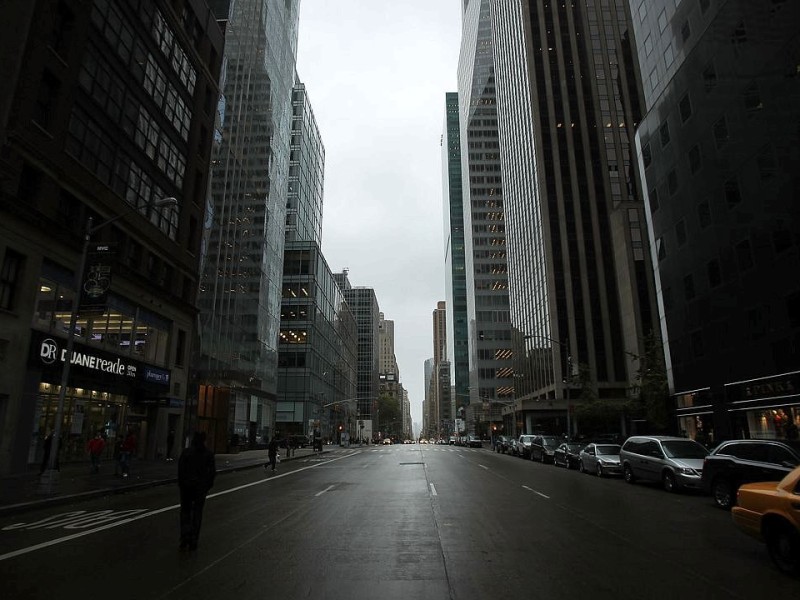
(87, 432, 106, 474)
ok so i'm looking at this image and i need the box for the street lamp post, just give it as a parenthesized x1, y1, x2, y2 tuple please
(39, 197, 178, 495)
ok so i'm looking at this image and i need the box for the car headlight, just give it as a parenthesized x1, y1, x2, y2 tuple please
(676, 467, 699, 476)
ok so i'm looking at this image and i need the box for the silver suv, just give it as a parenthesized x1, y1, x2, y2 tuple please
(619, 435, 709, 492)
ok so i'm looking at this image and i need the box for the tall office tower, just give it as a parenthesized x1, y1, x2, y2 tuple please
(423, 357, 435, 438)
(629, 0, 800, 440)
(277, 242, 357, 443)
(333, 270, 380, 436)
(378, 312, 403, 437)
(286, 81, 324, 244)
(489, 0, 658, 437)
(194, 0, 299, 452)
(402, 390, 412, 440)
(432, 301, 453, 437)
(442, 92, 470, 415)
(457, 0, 515, 436)
(0, 0, 223, 474)
(379, 313, 398, 377)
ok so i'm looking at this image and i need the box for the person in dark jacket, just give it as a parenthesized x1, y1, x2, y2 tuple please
(178, 431, 216, 551)
(266, 436, 279, 472)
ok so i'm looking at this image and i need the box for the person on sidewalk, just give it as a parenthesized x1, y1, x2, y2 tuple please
(119, 430, 137, 478)
(87, 432, 106, 473)
(39, 430, 54, 475)
(266, 436, 279, 473)
(178, 431, 216, 551)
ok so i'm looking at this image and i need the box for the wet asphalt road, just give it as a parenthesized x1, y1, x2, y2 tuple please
(0, 444, 796, 599)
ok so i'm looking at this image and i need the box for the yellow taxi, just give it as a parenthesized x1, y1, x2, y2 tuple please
(731, 465, 800, 576)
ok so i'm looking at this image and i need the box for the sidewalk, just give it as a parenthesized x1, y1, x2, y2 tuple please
(0, 446, 326, 517)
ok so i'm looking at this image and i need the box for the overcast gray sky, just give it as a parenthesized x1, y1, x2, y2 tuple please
(296, 1, 463, 431)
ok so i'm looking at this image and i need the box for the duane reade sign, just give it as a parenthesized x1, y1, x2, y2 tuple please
(39, 337, 137, 379)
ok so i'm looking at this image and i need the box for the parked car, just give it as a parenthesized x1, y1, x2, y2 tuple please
(553, 442, 585, 469)
(495, 436, 512, 453)
(530, 435, 560, 463)
(701, 439, 800, 509)
(517, 435, 536, 459)
(579, 443, 622, 477)
(619, 435, 709, 492)
(731, 465, 800, 576)
(467, 435, 483, 448)
(508, 438, 520, 456)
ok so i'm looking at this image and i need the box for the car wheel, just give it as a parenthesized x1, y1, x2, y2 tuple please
(596, 463, 604, 477)
(663, 471, 677, 493)
(579, 460, 586, 474)
(766, 522, 800, 576)
(712, 478, 735, 510)
(623, 464, 636, 484)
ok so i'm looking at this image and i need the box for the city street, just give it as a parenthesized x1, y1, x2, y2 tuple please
(0, 444, 796, 599)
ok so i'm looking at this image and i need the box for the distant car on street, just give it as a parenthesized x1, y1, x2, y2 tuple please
(517, 435, 536, 459)
(467, 435, 482, 448)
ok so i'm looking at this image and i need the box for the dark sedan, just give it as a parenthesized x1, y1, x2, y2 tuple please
(553, 442, 585, 469)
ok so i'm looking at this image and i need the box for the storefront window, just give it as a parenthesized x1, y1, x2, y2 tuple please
(747, 407, 799, 440)
(30, 382, 128, 465)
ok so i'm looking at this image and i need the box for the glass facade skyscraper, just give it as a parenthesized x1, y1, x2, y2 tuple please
(630, 0, 800, 440)
(195, 0, 300, 451)
(458, 0, 514, 435)
(442, 92, 469, 428)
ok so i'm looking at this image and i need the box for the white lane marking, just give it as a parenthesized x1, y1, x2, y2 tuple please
(315, 484, 335, 497)
(479, 464, 488, 470)
(522, 485, 550, 499)
(0, 453, 355, 562)
(429, 483, 438, 496)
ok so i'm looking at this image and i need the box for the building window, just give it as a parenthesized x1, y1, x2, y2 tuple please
(659, 121, 671, 147)
(175, 329, 186, 366)
(679, 93, 693, 122)
(707, 259, 722, 288)
(649, 66, 659, 91)
(684, 274, 695, 300)
(698, 200, 712, 229)
(657, 237, 667, 262)
(689, 144, 702, 174)
(0, 249, 24, 311)
(713, 117, 729, 148)
(736, 239, 754, 271)
(724, 179, 742, 208)
(675, 219, 687, 246)
(731, 21, 747, 54)
(638, 1, 647, 22)
(642, 142, 652, 169)
(757, 145, 777, 179)
(744, 83, 763, 112)
(667, 169, 678, 195)
(681, 20, 691, 43)
(648, 187, 659, 213)
(658, 9, 668, 33)
(702, 63, 717, 91)
(34, 71, 60, 130)
(664, 44, 674, 68)
(644, 33, 653, 57)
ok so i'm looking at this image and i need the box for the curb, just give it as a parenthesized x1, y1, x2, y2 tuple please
(0, 452, 325, 518)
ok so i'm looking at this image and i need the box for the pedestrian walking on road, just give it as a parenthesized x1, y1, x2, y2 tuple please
(178, 431, 216, 551)
(119, 430, 137, 478)
(266, 436, 279, 472)
(87, 432, 106, 473)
